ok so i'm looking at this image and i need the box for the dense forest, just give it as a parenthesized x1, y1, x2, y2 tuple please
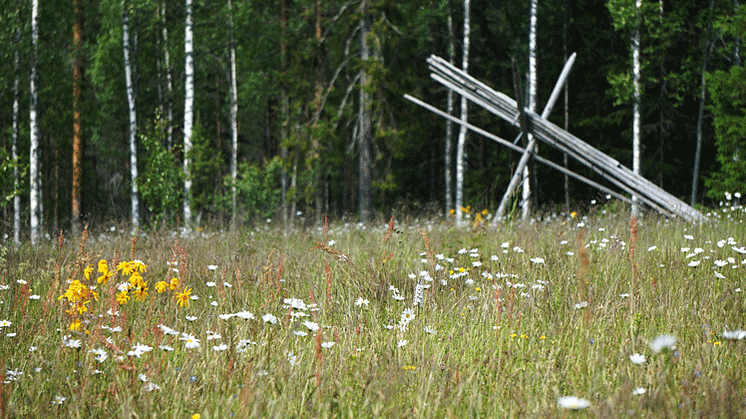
(0, 0, 744, 241)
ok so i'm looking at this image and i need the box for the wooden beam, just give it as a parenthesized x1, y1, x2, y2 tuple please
(423, 54, 705, 222)
(403, 94, 638, 209)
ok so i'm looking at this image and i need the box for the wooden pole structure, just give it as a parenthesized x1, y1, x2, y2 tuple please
(403, 94, 636, 208)
(495, 53, 576, 221)
(419, 54, 706, 223)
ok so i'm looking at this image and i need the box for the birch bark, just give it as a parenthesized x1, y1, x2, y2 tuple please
(455, 0, 470, 223)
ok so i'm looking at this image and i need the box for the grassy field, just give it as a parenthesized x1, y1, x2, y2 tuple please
(1, 204, 745, 418)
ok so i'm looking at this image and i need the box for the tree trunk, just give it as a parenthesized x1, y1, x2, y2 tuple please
(72, 0, 84, 236)
(455, 0, 470, 223)
(161, 0, 173, 150)
(30, 0, 41, 245)
(522, 0, 537, 220)
(691, 0, 714, 206)
(359, 0, 372, 223)
(563, 0, 570, 211)
(444, 0, 455, 218)
(12, 21, 20, 246)
(123, 0, 139, 230)
(183, 0, 194, 228)
(632, 0, 642, 217)
(314, 0, 324, 225)
(229, 0, 239, 230)
(280, 0, 289, 226)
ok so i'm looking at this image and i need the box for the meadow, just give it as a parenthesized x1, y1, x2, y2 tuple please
(1, 202, 745, 418)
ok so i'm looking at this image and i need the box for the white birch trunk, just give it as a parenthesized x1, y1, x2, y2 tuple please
(444, 3, 455, 218)
(183, 0, 194, 227)
(123, 0, 139, 229)
(161, 0, 173, 150)
(30, 0, 41, 245)
(522, 0, 538, 220)
(632, 0, 642, 217)
(228, 0, 239, 229)
(12, 34, 20, 246)
(455, 0, 470, 223)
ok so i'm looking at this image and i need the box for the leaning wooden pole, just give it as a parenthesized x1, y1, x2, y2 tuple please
(423, 54, 706, 223)
(495, 53, 576, 221)
(403, 94, 637, 209)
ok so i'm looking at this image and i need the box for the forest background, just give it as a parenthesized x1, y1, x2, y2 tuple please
(0, 0, 745, 241)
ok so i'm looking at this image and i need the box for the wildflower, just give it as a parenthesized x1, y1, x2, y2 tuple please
(573, 301, 588, 310)
(142, 382, 160, 392)
(632, 387, 646, 396)
(185, 315, 198, 321)
(293, 330, 308, 337)
(29, 294, 40, 300)
(205, 281, 216, 287)
(180, 333, 201, 349)
(722, 329, 746, 340)
(234, 310, 254, 320)
(207, 264, 218, 271)
(283, 298, 307, 310)
(392, 294, 405, 301)
(69, 319, 83, 332)
(128, 342, 153, 358)
(529, 257, 545, 264)
(397, 339, 408, 347)
(287, 351, 297, 365)
(649, 334, 676, 353)
(62, 335, 82, 348)
(401, 308, 416, 324)
(212, 343, 229, 351)
(262, 313, 278, 324)
(83, 264, 93, 280)
(629, 353, 646, 364)
(687, 260, 700, 267)
(424, 326, 436, 335)
(159, 345, 174, 351)
(175, 286, 192, 308)
(413, 283, 425, 307)
(155, 281, 168, 293)
(52, 395, 67, 405)
(557, 396, 590, 410)
(159, 324, 179, 335)
(218, 313, 234, 320)
(132, 280, 149, 301)
(321, 342, 335, 348)
(116, 289, 130, 305)
(355, 297, 370, 307)
(169, 277, 180, 290)
(0, 320, 11, 328)
(303, 320, 320, 331)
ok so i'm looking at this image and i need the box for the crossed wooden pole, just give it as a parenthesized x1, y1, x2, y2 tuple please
(405, 54, 706, 223)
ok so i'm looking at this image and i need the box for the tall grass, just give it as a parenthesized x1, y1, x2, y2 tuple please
(0, 205, 745, 418)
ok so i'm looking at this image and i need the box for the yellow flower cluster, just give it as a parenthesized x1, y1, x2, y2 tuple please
(116, 260, 149, 303)
(58, 279, 99, 316)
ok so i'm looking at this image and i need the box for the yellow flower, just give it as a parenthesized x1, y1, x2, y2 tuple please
(117, 261, 134, 276)
(98, 259, 109, 274)
(169, 277, 180, 291)
(132, 281, 149, 301)
(96, 270, 112, 285)
(116, 290, 130, 305)
(481, 209, 489, 215)
(155, 281, 168, 293)
(69, 319, 83, 332)
(175, 286, 192, 308)
(571, 211, 577, 218)
(76, 300, 90, 315)
(83, 264, 93, 281)
(191, 415, 201, 419)
(132, 260, 147, 273)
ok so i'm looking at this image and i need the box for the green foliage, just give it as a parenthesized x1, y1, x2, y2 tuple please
(0, 146, 25, 207)
(705, 8, 746, 199)
(138, 118, 183, 226)
(220, 158, 282, 222)
(187, 118, 223, 213)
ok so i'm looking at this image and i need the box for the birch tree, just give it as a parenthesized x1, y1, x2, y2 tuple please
(444, 0, 455, 218)
(359, 0, 372, 223)
(123, 0, 139, 229)
(632, 0, 641, 217)
(522, 0, 537, 220)
(454, 0, 470, 223)
(12, 19, 20, 246)
(183, 0, 194, 227)
(30, 0, 41, 244)
(160, 0, 173, 150)
(228, 0, 239, 230)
